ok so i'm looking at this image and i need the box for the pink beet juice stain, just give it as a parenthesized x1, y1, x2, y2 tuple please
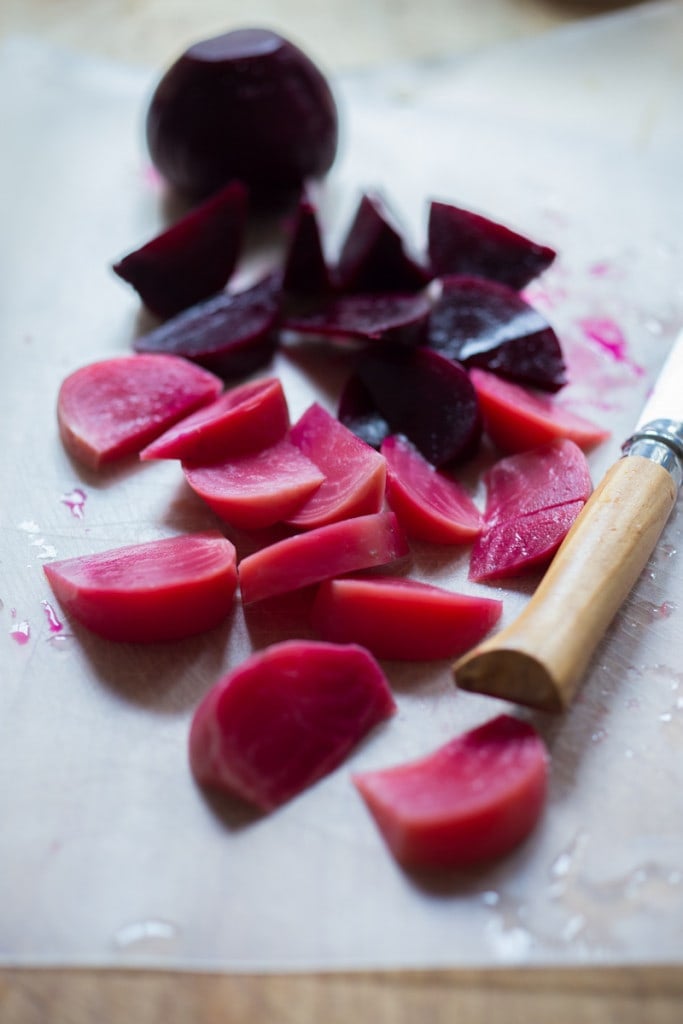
(41, 600, 63, 633)
(9, 610, 30, 645)
(61, 487, 87, 518)
(578, 317, 645, 378)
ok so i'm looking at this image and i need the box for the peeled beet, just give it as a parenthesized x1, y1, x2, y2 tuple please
(469, 367, 610, 454)
(189, 640, 396, 811)
(337, 374, 392, 449)
(353, 714, 548, 869)
(286, 403, 386, 529)
(134, 273, 281, 379)
(427, 275, 567, 392)
(112, 180, 247, 319)
(335, 192, 431, 294)
(57, 354, 222, 469)
(428, 200, 556, 289)
(356, 346, 482, 467)
(146, 28, 338, 205)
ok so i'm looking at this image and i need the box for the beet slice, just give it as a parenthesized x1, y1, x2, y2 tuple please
(335, 192, 431, 294)
(427, 275, 567, 392)
(356, 346, 482, 467)
(469, 367, 610, 454)
(183, 437, 325, 530)
(57, 354, 223, 470)
(133, 273, 281, 379)
(112, 180, 248, 319)
(189, 640, 396, 811)
(285, 403, 386, 529)
(43, 531, 237, 642)
(146, 28, 338, 206)
(238, 508, 409, 604)
(428, 200, 556, 289)
(353, 714, 548, 869)
(337, 374, 392, 449)
(282, 193, 332, 299)
(140, 376, 289, 461)
(469, 439, 592, 581)
(381, 434, 482, 544)
(311, 576, 502, 661)
(282, 291, 431, 347)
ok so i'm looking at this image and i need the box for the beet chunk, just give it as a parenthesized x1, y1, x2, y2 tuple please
(146, 28, 338, 206)
(282, 193, 332, 299)
(355, 346, 482, 467)
(189, 640, 396, 811)
(134, 273, 281, 379)
(427, 275, 567, 392)
(335, 192, 431, 294)
(428, 200, 556, 289)
(282, 291, 431, 347)
(112, 180, 247, 319)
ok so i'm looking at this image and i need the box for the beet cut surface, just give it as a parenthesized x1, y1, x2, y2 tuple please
(134, 273, 281, 379)
(281, 290, 431, 347)
(427, 275, 566, 392)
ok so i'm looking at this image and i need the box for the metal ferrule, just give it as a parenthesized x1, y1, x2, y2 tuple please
(622, 418, 683, 489)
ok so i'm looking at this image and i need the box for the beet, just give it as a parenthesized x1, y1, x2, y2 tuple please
(146, 28, 338, 206)
(140, 376, 290, 462)
(112, 181, 247, 319)
(381, 434, 482, 544)
(238, 509, 409, 605)
(286, 403, 386, 529)
(282, 291, 431, 346)
(337, 374, 392, 449)
(469, 367, 610, 454)
(134, 273, 281, 379)
(427, 275, 567, 392)
(353, 714, 548, 869)
(43, 531, 237, 643)
(311, 576, 502, 661)
(183, 438, 325, 530)
(355, 346, 482, 467)
(57, 354, 223, 470)
(335, 192, 431, 294)
(189, 640, 396, 811)
(428, 200, 556, 289)
(282, 193, 332, 299)
(469, 439, 593, 581)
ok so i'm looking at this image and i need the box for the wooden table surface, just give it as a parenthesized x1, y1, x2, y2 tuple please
(2, 1, 681, 1020)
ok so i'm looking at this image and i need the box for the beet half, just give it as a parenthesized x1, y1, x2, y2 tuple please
(146, 28, 339, 205)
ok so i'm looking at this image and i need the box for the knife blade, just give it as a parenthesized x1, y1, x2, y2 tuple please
(453, 328, 683, 712)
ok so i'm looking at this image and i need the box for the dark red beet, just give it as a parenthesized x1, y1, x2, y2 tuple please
(427, 275, 567, 392)
(282, 194, 332, 299)
(356, 346, 482, 467)
(335, 192, 431, 293)
(337, 374, 391, 449)
(134, 273, 281, 379)
(428, 200, 556, 289)
(282, 291, 431, 346)
(112, 181, 248, 319)
(146, 28, 338, 205)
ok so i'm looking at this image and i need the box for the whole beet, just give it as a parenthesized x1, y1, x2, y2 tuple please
(146, 27, 339, 207)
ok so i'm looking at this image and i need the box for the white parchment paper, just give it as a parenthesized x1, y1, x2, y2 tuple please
(1, 1, 683, 970)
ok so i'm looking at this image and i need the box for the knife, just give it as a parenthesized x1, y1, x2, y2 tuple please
(453, 327, 683, 712)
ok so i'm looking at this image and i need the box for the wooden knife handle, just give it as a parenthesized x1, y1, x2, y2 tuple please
(453, 455, 678, 712)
